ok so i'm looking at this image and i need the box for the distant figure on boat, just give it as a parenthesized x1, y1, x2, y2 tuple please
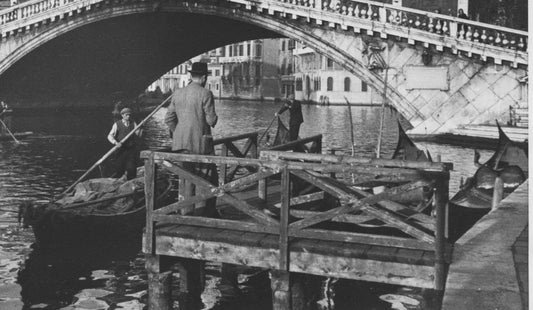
(0, 101, 11, 136)
(164, 62, 219, 217)
(107, 108, 142, 180)
(275, 94, 303, 141)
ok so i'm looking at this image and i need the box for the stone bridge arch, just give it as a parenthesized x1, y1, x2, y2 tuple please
(0, 0, 527, 133)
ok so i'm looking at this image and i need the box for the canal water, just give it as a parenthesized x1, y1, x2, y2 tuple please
(0, 100, 493, 309)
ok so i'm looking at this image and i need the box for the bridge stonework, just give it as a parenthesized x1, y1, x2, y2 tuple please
(0, 0, 527, 134)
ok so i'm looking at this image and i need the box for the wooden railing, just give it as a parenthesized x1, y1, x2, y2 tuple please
(213, 131, 259, 185)
(142, 149, 453, 289)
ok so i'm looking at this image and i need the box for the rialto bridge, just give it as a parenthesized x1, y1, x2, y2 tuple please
(0, 0, 527, 134)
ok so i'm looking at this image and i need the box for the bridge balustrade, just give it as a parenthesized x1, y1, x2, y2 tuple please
(0, 0, 527, 66)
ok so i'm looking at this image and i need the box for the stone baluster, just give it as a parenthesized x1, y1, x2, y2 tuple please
(442, 21, 449, 35)
(435, 19, 442, 34)
(465, 26, 472, 40)
(414, 16, 421, 28)
(473, 28, 480, 42)
(509, 36, 516, 49)
(388, 9, 395, 24)
(354, 4, 359, 18)
(517, 37, 525, 50)
(401, 12, 407, 26)
(501, 34, 509, 48)
(487, 32, 495, 45)
(421, 16, 427, 29)
(480, 29, 487, 43)
(367, 5, 372, 20)
(360, 6, 367, 19)
(347, 4, 353, 16)
(494, 32, 502, 46)
(395, 11, 400, 24)
(341, 4, 347, 15)
(427, 17, 434, 32)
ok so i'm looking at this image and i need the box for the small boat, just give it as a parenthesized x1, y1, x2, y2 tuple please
(448, 123, 528, 241)
(392, 122, 431, 162)
(21, 171, 172, 247)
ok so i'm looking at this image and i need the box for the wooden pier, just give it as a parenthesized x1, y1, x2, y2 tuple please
(141, 132, 453, 309)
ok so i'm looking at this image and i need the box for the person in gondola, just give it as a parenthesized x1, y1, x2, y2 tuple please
(164, 62, 219, 217)
(107, 107, 142, 180)
(275, 94, 303, 141)
(0, 101, 10, 136)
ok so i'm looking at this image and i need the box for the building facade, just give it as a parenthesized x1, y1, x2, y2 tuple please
(292, 42, 376, 105)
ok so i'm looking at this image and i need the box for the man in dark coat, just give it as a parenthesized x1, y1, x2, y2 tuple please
(107, 107, 142, 180)
(164, 62, 219, 216)
(275, 94, 303, 141)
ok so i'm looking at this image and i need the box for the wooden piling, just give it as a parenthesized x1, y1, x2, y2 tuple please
(271, 270, 291, 310)
(176, 259, 205, 310)
(492, 177, 504, 209)
(146, 255, 175, 310)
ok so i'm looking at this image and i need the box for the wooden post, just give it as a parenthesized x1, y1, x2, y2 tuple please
(270, 270, 291, 310)
(433, 173, 449, 291)
(259, 177, 268, 201)
(219, 143, 228, 185)
(250, 134, 258, 159)
(176, 259, 205, 310)
(146, 255, 174, 310)
(492, 176, 504, 209)
(280, 166, 290, 271)
(144, 153, 156, 254)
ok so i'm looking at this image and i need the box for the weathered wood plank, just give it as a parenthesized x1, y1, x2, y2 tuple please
(213, 131, 259, 145)
(152, 215, 278, 234)
(153, 236, 435, 288)
(272, 191, 324, 208)
(279, 167, 290, 271)
(144, 153, 156, 254)
(260, 150, 453, 171)
(288, 209, 376, 224)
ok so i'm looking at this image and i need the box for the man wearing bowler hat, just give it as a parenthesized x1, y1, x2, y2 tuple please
(165, 62, 218, 216)
(107, 107, 142, 180)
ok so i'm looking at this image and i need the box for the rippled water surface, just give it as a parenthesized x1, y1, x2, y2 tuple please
(0, 100, 493, 309)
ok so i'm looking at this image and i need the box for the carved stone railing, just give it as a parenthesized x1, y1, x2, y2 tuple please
(0, 0, 528, 66)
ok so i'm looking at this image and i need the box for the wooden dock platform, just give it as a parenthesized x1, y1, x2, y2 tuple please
(140, 132, 454, 309)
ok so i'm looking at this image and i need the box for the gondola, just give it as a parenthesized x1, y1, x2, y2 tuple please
(21, 170, 172, 247)
(448, 123, 528, 242)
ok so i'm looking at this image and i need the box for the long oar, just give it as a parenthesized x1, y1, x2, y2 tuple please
(258, 115, 277, 144)
(61, 94, 173, 196)
(0, 119, 21, 144)
(344, 97, 356, 183)
(343, 97, 356, 156)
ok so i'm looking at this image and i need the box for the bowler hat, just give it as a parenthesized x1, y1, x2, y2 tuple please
(189, 62, 210, 75)
(121, 107, 132, 115)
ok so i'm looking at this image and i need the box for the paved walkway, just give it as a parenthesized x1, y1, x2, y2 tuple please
(442, 181, 528, 310)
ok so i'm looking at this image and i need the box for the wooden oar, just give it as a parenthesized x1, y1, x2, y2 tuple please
(343, 97, 356, 156)
(61, 94, 173, 196)
(0, 119, 21, 144)
(258, 115, 277, 144)
(376, 66, 389, 158)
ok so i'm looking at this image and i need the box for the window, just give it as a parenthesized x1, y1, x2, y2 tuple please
(327, 58, 334, 69)
(344, 77, 351, 91)
(215, 69, 220, 76)
(229, 46, 233, 57)
(220, 48, 225, 57)
(255, 64, 261, 77)
(361, 81, 368, 92)
(280, 63, 286, 75)
(288, 39, 295, 50)
(255, 44, 262, 57)
(327, 77, 333, 91)
(247, 43, 251, 56)
(239, 45, 244, 56)
(215, 84, 219, 90)
(287, 64, 292, 75)
(296, 78, 303, 91)
(281, 41, 285, 51)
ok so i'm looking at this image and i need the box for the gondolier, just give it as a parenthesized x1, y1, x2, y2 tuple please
(107, 107, 142, 180)
(275, 94, 303, 141)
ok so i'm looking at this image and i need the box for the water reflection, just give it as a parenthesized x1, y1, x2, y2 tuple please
(0, 100, 492, 309)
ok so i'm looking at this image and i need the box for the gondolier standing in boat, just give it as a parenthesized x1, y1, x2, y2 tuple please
(275, 94, 303, 141)
(164, 62, 219, 216)
(107, 107, 142, 180)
